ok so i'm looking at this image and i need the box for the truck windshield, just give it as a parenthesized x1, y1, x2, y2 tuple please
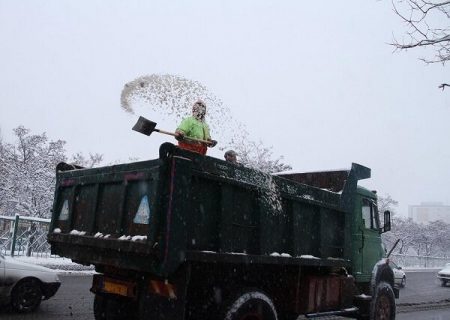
(362, 198, 380, 230)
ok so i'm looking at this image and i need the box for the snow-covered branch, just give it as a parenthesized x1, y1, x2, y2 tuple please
(0, 126, 104, 218)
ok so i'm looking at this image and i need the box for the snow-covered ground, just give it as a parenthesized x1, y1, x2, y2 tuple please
(10, 255, 96, 274)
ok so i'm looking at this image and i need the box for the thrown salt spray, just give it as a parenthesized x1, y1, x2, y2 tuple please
(121, 74, 211, 117)
(236, 168, 283, 213)
(120, 74, 290, 172)
(120, 74, 237, 144)
(255, 172, 283, 213)
(121, 74, 282, 212)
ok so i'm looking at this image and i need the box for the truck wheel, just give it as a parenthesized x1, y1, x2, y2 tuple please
(94, 295, 107, 320)
(441, 280, 447, 287)
(11, 278, 42, 312)
(94, 294, 134, 320)
(221, 290, 278, 320)
(370, 282, 396, 320)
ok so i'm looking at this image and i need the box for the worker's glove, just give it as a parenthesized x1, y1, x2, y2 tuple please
(209, 140, 218, 147)
(175, 132, 184, 141)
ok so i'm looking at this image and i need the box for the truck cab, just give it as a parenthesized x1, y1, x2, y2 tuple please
(352, 187, 386, 282)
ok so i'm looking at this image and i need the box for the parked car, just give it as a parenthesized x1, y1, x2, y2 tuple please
(0, 254, 61, 312)
(437, 263, 450, 287)
(389, 260, 406, 288)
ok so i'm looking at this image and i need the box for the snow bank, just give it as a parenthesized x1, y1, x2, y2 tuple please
(299, 255, 320, 259)
(270, 252, 280, 257)
(131, 235, 147, 241)
(69, 229, 86, 235)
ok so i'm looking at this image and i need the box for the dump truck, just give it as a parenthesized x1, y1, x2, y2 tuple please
(48, 143, 397, 320)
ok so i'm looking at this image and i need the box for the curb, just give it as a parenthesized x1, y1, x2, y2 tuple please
(397, 299, 450, 313)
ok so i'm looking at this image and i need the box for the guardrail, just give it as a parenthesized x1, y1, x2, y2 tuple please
(0, 215, 52, 257)
(391, 253, 450, 268)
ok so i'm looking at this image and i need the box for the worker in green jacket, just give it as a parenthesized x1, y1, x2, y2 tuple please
(175, 100, 217, 155)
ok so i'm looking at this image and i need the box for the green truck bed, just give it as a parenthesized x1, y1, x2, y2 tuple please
(48, 143, 370, 277)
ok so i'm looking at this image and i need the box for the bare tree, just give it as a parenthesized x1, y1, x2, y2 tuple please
(227, 131, 292, 173)
(378, 193, 399, 216)
(0, 135, 8, 209)
(71, 152, 104, 168)
(392, 1, 450, 63)
(379, 193, 402, 252)
(419, 220, 450, 256)
(379, 195, 450, 256)
(384, 213, 450, 256)
(386, 217, 422, 254)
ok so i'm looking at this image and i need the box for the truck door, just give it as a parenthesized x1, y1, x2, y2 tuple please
(359, 198, 382, 278)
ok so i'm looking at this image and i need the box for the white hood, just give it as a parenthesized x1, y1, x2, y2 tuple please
(3, 257, 60, 283)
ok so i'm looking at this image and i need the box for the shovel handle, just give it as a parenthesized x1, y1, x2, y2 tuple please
(155, 129, 214, 146)
(155, 129, 177, 137)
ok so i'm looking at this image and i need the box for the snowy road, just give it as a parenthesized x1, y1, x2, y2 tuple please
(0, 270, 448, 320)
(398, 270, 450, 305)
(0, 274, 94, 320)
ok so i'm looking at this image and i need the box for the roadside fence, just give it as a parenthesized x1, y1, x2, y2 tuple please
(0, 215, 52, 258)
(391, 253, 450, 269)
(1, 215, 450, 267)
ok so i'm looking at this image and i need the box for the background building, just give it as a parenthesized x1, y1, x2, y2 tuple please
(408, 202, 450, 224)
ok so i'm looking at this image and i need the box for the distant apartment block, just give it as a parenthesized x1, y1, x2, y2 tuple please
(408, 202, 450, 224)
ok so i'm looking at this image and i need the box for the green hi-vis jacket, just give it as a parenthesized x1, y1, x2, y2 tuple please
(176, 116, 211, 141)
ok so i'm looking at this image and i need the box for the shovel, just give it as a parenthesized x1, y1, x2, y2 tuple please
(132, 116, 214, 146)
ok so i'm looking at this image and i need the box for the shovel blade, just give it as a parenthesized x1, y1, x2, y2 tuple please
(132, 116, 157, 136)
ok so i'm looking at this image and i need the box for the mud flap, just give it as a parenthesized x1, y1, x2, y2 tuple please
(138, 291, 184, 320)
(138, 264, 191, 320)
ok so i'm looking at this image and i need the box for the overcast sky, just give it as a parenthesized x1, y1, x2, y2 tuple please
(1, 1, 449, 216)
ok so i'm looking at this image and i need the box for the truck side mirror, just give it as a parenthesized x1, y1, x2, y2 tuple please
(383, 210, 391, 233)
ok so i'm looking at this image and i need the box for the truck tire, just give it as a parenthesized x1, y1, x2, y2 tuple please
(94, 294, 134, 320)
(441, 279, 447, 287)
(94, 295, 107, 320)
(221, 290, 278, 320)
(370, 282, 396, 320)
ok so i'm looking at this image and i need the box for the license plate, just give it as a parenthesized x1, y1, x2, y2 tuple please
(103, 280, 128, 296)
